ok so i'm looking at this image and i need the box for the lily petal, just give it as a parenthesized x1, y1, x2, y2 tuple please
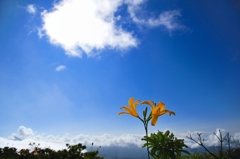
(157, 102, 165, 111)
(121, 106, 134, 114)
(141, 100, 154, 108)
(118, 101, 139, 117)
(118, 112, 127, 116)
(169, 111, 176, 116)
(133, 100, 140, 109)
(142, 100, 175, 126)
(151, 114, 159, 126)
(128, 97, 134, 108)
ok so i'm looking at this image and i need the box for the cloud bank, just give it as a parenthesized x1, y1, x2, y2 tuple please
(1, 126, 240, 151)
(38, 0, 184, 58)
(2, 126, 144, 150)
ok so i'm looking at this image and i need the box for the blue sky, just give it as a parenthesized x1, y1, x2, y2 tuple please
(0, 0, 240, 150)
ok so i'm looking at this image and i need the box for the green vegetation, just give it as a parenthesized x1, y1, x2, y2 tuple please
(142, 130, 190, 159)
(0, 142, 103, 159)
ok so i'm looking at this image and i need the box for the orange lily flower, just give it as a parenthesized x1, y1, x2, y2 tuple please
(141, 100, 175, 126)
(118, 97, 140, 117)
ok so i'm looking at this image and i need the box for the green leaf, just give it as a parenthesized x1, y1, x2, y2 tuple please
(164, 130, 170, 137)
(180, 150, 191, 155)
(147, 114, 152, 122)
(143, 107, 148, 119)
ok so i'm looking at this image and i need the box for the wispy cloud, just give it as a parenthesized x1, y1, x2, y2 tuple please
(148, 10, 183, 30)
(26, 4, 37, 14)
(38, 0, 184, 58)
(55, 65, 66, 72)
(126, 2, 184, 31)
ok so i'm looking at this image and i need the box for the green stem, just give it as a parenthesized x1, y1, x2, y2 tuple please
(138, 117, 150, 159)
(144, 121, 150, 159)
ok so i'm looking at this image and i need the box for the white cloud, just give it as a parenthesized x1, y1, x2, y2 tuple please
(234, 132, 240, 139)
(126, 1, 183, 30)
(1, 126, 144, 151)
(26, 4, 37, 14)
(55, 65, 66, 72)
(17, 126, 34, 137)
(148, 10, 183, 30)
(40, 0, 138, 58)
(183, 128, 240, 149)
(1, 127, 240, 152)
(37, 28, 44, 38)
(38, 0, 184, 58)
(8, 126, 34, 141)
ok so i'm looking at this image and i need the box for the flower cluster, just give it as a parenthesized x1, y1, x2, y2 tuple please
(118, 97, 175, 126)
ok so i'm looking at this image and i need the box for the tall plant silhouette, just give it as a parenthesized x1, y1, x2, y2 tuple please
(118, 97, 175, 159)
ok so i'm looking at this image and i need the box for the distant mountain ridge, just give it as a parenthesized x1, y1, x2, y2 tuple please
(94, 146, 240, 159)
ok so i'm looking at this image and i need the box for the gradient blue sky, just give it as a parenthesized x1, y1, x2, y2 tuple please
(0, 0, 240, 149)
